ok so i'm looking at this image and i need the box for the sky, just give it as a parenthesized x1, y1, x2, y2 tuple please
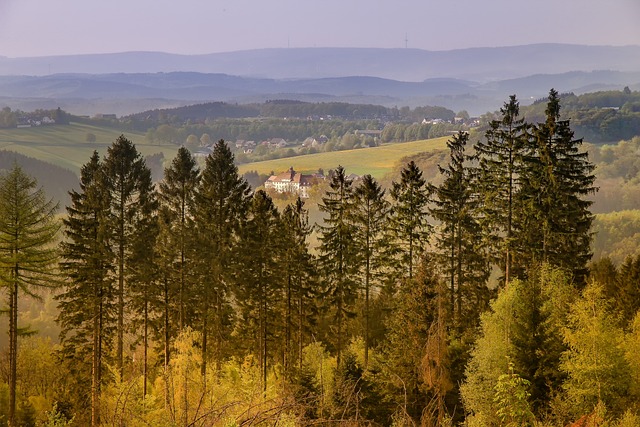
(0, 0, 638, 58)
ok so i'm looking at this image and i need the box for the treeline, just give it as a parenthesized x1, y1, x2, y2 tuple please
(521, 88, 640, 142)
(3, 90, 636, 427)
(124, 101, 455, 127)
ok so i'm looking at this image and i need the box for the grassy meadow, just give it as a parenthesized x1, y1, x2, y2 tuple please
(238, 137, 449, 179)
(0, 123, 449, 181)
(0, 122, 175, 174)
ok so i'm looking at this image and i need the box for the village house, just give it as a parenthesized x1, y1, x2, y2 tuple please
(264, 167, 323, 198)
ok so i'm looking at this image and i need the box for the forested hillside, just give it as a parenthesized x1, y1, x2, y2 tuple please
(4, 90, 640, 427)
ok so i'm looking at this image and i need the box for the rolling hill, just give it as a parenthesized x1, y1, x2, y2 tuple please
(1, 44, 639, 116)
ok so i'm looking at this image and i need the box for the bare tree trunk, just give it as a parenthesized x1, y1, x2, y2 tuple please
(8, 276, 18, 427)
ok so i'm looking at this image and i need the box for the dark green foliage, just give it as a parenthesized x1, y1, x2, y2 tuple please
(102, 135, 157, 377)
(57, 152, 113, 426)
(332, 350, 385, 422)
(430, 131, 490, 327)
(194, 139, 251, 367)
(614, 255, 640, 327)
(318, 166, 359, 365)
(156, 147, 200, 369)
(351, 174, 392, 365)
(383, 256, 439, 423)
(235, 190, 282, 388)
(390, 161, 431, 282)
(510, 268, 569, 413)
(516, 89, 596, 284)
(280, 198, 318, 374)
(474, 95, 531, 284)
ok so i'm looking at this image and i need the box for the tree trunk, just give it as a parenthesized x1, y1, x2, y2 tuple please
(8, 274, 18, 427)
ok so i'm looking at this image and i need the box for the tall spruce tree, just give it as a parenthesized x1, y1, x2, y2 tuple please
(516, 89, 596, 284)
(0, 165, 59, 427)
(156, 147, 200, 371)
(390, 161, 431, 282)
(194, 139, 250, 375)
(127, 161, 158, 397)
(281, 197, 317, 373)
(474, 95, 530, 285)
(318, 166, 359, 366)
(58, 152, 113, 427)
(351, 174, 391, 365)
(102, 135, 156, 378)
(235, 190, 282, 389)
(430, 132, 489, 326)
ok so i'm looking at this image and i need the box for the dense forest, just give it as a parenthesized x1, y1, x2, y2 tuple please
(0, 90, 640, 427)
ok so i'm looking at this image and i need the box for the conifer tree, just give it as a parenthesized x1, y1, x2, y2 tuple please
(156, 147, 200, 370)
(0, 165, 59, 427)
(517, 89, 596, 284)
(127, 161, 158, 397)
(389, 161, 431, 282)
(614, 254, 640, 326)
(430, 131, 489, 325)
(58, 152, 113, 427)
(281, 197, 317, 372)
(383, 255, 440, 422)
(235, 190, 281, 389)
(351, 174, 391, 365)
(102, 135, 157, 378)
(474, 96, 530, 284)
(318, 165, 359, 366)
(194, 139, 250, 375)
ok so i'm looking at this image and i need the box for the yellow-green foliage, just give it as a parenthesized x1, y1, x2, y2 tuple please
(592, 210, 640, 264)
(561, 283, 630, 417)
(238, 137, 448, 180)
(97, 328, 305, 427)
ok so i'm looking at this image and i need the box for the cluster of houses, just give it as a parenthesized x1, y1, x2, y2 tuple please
(233, 136, 331, 154)
(16, 116, 55, 128)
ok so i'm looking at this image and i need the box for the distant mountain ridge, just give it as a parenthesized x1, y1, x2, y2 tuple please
(1, 70, 639, 116)
(1, 44, 639, 116)
(2, 44, 639, 81)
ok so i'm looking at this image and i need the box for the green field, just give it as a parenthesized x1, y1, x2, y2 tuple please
(0, 123, 449, 180)
(238, 137, 449, 179)
(0, 122, 177, 174)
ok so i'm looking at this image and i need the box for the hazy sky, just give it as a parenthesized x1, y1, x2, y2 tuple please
(0, 0, 638, 58)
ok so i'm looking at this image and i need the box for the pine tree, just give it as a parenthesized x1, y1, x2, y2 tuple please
(351, 174, 391, 366)
(318, 165, 359, 366)
(194, 139, 250, 375)
(474, 95, 531, 285)
(430, 131, 489, 326)
(0, 164, 59, 427)
(389, 161, 431, 282)
(57, 152, 114, 427)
